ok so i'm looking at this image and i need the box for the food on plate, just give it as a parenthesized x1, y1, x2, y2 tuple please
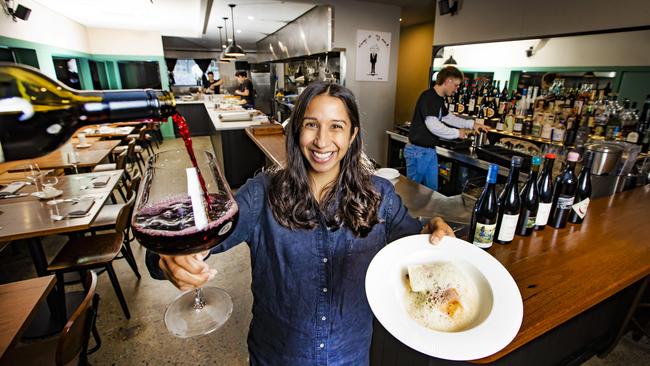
(405, 262, 479, 332)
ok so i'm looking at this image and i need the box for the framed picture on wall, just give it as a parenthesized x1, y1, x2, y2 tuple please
(355, 29, 391, 82)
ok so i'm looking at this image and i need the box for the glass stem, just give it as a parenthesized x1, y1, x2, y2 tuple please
(193, 288, 206, 311)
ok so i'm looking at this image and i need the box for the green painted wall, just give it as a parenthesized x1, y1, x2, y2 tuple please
(0, 35, 175, 137)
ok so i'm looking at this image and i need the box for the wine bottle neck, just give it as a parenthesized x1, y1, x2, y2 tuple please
(79, 89, 176, 124)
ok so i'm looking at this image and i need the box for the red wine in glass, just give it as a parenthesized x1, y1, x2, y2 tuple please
(132, 113, 238, 338)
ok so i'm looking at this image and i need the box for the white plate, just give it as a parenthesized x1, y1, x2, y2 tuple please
(31, 189, 63, 200)
(374, 168, 400, 180)
(365, 234, 522, 361)
(76, 143, 92, 148)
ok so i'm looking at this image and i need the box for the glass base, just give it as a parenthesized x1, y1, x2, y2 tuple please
(164, 287, 233, 338)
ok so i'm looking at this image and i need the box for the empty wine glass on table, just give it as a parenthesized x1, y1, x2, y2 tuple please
(26, 163, 42, 191)
(40, 172, 59, 204)
(67, 151, 81, 175)
(131, 148, 239, 338)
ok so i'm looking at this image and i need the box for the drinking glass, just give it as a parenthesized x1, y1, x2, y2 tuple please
(26, 163, 41, 191)
(131, 149, 238, 338)
(41, 172, 59, 204)
(67, 151, 80, 176)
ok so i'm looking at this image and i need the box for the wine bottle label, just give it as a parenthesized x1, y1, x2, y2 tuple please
(468, 100, 475, 112)
(449, 103, 455, 113)
(497, 214, 519, 241)
(473, 222, 497, 248)
(557, 195, 575, 210)
(535, 202, 552, 226)
(456, 104, 465, 113)
(571, 198, 590, 219)
(498, 102, 506, 115)
(485, 107, 495, 118)
(526, 216, 536, 229)
(496, 121, 504, 131)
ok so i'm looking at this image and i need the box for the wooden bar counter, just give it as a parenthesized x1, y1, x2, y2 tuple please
(245, 128, 650, 364)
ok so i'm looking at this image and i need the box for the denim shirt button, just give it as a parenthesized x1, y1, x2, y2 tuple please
(319, 343, 325, 349)
(321, 316, 326, 321)
(322, 258, 328, 263)
(322, 288, 327, 293)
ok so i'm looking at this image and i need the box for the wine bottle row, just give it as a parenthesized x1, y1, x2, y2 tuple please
(469, 151, 594, 249)
(447, 78, 650, 152)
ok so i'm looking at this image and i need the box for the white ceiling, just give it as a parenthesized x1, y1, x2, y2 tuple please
(32, 0, 315, 51)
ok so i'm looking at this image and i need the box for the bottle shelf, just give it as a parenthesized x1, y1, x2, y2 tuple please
(487, 129, 568, 148)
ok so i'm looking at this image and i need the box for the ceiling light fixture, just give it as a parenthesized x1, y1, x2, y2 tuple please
(247, 15, 254, 20)
(221, 17, 237, 61)
(224, 4, 245, 57)
(217, 26, 230, 63)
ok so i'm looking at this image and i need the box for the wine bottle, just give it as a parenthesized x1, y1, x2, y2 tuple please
(0, 63, 176, 161)
(535, 153, 556, 230)
(568, 151, 594, 224)
(468, 164, 500, 249)
(515, 156, 541, 236)
(549, 152, 580, 228)
(494, 156, 522, 244)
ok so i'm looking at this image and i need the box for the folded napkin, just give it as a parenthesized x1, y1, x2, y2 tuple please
(61, 199, 95, 217)
(91, 175, 110, 187)
(0, 182, 26, 196)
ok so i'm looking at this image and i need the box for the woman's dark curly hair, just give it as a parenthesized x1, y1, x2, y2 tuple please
(268, 82, 381, 237)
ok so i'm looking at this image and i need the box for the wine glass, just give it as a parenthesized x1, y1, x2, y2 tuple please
(26, 163, 41, 191)
(67, 151, 81, 176)
(131, 149, 239, 338)
(41, 172, 59, 204)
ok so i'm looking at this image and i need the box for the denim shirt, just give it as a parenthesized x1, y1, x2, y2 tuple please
(146, 174, 422, 365)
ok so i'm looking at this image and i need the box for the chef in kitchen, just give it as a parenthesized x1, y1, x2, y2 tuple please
(405, 65, 489, 191)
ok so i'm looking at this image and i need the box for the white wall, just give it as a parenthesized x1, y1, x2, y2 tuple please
(434, 0, 650, 46)
(87, 28, 164, 56)
(325, 0, 402, 164)
(433, 30, 650, 69)
(0, 0, 90, 53)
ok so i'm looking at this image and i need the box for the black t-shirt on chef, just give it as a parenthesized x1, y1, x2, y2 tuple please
(239, 79, 255, 107)
(203, 79, 221, 94)
(408, 88, 447, 149)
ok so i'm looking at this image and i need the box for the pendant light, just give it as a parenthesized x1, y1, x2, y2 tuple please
(217, 26, 230, 63)
(221, 17, 237, 61)
(224, 4, 245, 57)
(443, 55, 457, 66)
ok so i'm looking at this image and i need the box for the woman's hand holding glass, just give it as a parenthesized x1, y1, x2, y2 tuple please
(158, 250, 217, 291)
(421, 216, 455, 245)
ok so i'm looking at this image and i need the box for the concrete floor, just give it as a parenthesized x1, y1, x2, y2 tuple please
(1, 136, 648, 365)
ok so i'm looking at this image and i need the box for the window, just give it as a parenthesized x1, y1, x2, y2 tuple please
(172, 59, 220, 86)
(117, 61, 162, 89)
(53, 58, 82, 89)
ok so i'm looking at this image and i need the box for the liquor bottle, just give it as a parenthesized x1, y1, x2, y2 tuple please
(574, 116, 591, 147)
(456, 90, 466, 114)
(549, 152, 580, 228)
(496, 112, 505, 131)
(568, 151, 593, 224)
(0, 63, 176, 161)
(468, 164, 500, 249)
(448, 94, 456, 113)
(515, 156, 541, 236)
(535, 153, 555, 230)
(504, 108, 515, 133)
(513, 115, 524, 135)
(468, 85, 477, 116)
(475, 103, 486, 126)
(494, 156, 523, 244)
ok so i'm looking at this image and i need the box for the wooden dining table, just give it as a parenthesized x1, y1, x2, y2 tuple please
(0, 139, 121, 173)
(77, 125, 135, 138)
(0, 170, 123, 276)
(0, 275, 56, 361)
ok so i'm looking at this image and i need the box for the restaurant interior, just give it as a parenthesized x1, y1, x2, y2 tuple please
(1, 0, 649, 365)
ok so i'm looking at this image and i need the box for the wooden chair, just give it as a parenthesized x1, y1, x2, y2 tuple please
(89, 173, 142, 278)
(48, 202, 133, 319)
(0, 272, 100, 366)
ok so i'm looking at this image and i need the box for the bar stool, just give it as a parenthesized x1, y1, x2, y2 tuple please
(47, 203, 133, 319)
